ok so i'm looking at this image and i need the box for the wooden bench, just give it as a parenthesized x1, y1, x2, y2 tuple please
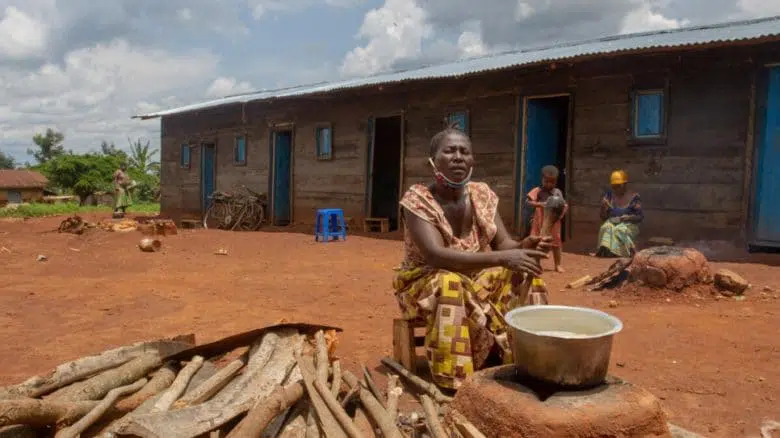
(363, 217, 389, 233)
(180, 219, 201, 229)
(392, 317, 427, 372)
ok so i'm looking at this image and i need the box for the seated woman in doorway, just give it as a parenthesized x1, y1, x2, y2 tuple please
(393, 124, 551, 390)
(595, 170, 644, 258)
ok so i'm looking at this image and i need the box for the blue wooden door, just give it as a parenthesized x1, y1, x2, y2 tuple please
(520, 99, 562, 222)
(273, 132, 292, 225)
(753, 66, 780, 244)
(201, 144, 216, 212)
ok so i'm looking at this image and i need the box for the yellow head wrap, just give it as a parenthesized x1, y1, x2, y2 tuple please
(610, 170, 628, 185)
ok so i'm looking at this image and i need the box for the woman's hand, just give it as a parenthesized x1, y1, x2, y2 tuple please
(501, 249, 547, 276)
(521, 235, 553, 252)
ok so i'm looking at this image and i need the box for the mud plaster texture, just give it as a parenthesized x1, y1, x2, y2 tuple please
(451, 366, 670, 438)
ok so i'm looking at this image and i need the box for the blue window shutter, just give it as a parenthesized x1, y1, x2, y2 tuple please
(317, 127, 332, 159)
(635, 92, 663, 137)
(448, 112, 468, 133)
(235, 136, 246, 163)
(181, 145, 190, 167)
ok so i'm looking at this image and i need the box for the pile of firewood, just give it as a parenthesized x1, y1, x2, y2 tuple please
(0, 324, 480, 438)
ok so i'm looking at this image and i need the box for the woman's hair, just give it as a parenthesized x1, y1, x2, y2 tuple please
(542, 165, 560, 178)
(429, 120, 470, 157)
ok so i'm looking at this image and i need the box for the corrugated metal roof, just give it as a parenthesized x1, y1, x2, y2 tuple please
(0, 170, 49, 189)
(135, 15, 780, 119)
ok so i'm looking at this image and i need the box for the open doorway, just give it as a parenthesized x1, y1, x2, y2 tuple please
(517, 95, 571, 239)
(367, 115, 403, 230)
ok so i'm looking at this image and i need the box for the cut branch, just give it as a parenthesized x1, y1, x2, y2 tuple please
(114, 362, 178, 413)
(0, 337, 193, 399)
(380, 358, 452, 404)
(0, 399, 98, 428)
(55, 378, 147, 438)
(153, 356, 204, 412)
(342, 371, 400, 438)
(420, 395, 446, 438)
(224, 380, 305, 438)
(174, 354, 246, 409)
(297, 354, 346, 438)
(385, 375, 401, 422)
(361, 367, 385, 409)
(330, 361, 342, 398)
(47, 353, 163, 402)
(314, 331, 329, 385)
(313, 378, 362, 438)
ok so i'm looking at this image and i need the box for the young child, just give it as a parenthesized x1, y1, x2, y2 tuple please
(526, 165, 568, 272)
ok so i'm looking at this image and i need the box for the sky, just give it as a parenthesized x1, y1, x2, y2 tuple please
(0, 0, 779, 165)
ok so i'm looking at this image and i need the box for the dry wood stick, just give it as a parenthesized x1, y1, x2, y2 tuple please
(330, 360, 342, 398)
(153, 355, 204, 411)
(566, 275, 593, 289)
(114, 362, 178, 413)
(419, 396, 446, 438)
(361, 367, 385, 409)
(0, 337, 193, 399)
(313, 378, 363, 438)
(340, 386, 359, 409)
(297, 354, 347, 438)
(380, 358, 452, 404)
(342, 371, 401, 438)
(314, 331, 329, 384)
(385, 375, 401, 422)
(306, 408, 321, 438)
(121, 330, 300, 438)
(277, 405, 308, 438)
(48, 353, 162, 402)
(450, 412, 486, 438)
(174, 354, 246, 408)
(0, 399, 99, 428)
(55, 378, 147, 438)
(224, 380, 305, 438)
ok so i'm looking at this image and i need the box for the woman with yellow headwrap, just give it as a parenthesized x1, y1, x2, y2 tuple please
(595, 170, 643, 257)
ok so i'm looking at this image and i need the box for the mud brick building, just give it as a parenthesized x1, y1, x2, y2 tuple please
(136, 16, 780, 248)
(0, 170, 48, 206)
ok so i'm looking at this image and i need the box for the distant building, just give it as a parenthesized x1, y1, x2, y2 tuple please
(0, 170, 49, 206)
(137, 16, 780, 247)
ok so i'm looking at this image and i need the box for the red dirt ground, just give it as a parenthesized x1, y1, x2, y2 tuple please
(1, 215, 778, 437)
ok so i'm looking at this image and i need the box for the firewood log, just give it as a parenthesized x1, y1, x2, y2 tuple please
(342, 371, 401, 438)
(0, 336, 193, 399)
(114, 361, 178, 412)
(420, 395, 446, 438)
(0, 399, 98, 428)
(330, 361, 342, 398)
(120, 330, 302, 438)
(152, 356, 204, 412)
(47, 353, 163, 402)
(380, 358, 452, 404)
(224, 380, 305, 438)
(297, 355, 346, 438)
(386, 375, 401, 422)
(174, 354, 246, 408)
(55, 378, 147, 438)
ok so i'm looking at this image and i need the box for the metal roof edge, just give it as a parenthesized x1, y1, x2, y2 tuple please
(133, 14, 780, 120)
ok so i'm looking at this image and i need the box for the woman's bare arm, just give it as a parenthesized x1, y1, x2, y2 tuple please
(492, 211, 522, 251)
(405, 210, 506, 271)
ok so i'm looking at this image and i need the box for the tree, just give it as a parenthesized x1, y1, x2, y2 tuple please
(127, 137, 159, 175)
(100, 141, 128, 161)
(41, 153, 121, 204)
(0, 150, 15, 169)
(29, 129, 66, 164)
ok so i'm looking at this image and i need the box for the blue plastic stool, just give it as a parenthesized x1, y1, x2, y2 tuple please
(315, 208, 347, 242)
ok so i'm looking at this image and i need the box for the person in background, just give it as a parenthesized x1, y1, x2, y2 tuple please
(113, 163, 134, 218)
(526, 165, 568, 272)
(393, 123, 551, 390)
(595, 169, 643, 257)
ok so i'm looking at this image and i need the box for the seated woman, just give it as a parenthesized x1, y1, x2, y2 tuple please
(393, 125, 550, 390)
(595, 170, 643, 258)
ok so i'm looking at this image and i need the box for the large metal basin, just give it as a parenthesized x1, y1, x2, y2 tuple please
(505, 305, 623, 388)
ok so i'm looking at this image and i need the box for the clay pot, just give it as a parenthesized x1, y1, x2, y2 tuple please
(138, 238, 162, 252)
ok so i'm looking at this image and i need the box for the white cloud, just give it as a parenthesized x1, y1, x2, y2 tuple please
(515, 1, 534, 21)
(620, 2, 690, 33)
(249, 0, 362, 19)
(736, 0, 780, 16)
(0, 38, 218, 161)
(177, 8, 193, 21)
(340, 0, 432, 76)
(0, 6, 47, 60)
(206, 76, 254, 97)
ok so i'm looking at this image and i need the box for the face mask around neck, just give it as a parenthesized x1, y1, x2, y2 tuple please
(429, 158, 473, 189)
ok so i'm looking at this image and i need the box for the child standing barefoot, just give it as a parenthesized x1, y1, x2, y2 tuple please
(527, 165, 569, 272)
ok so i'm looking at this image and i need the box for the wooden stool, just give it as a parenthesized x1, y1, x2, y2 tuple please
(392, 317, 427, 372)
(180, 219, 201, 229)
(363, 217, 389, 233)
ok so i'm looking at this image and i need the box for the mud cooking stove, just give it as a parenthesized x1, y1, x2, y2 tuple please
(451, 306, 672, 438)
